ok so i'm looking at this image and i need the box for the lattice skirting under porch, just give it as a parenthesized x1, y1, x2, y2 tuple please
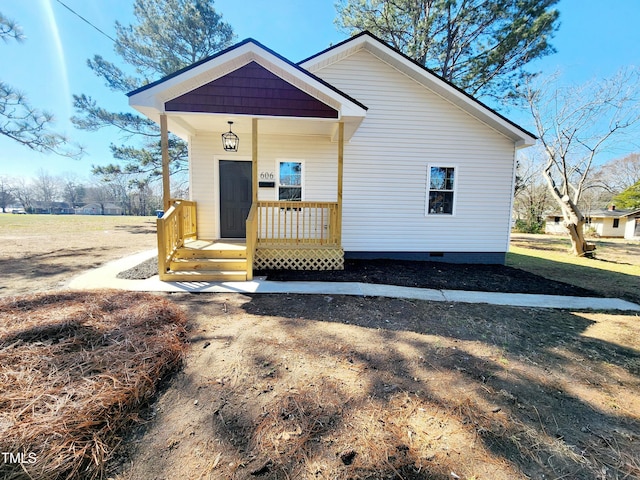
(254, 246, 344, 270)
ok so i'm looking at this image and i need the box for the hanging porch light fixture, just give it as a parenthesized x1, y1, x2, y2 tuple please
(221, 121, 239, 152)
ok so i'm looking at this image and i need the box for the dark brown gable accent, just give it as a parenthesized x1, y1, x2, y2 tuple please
(165, 61, 338, 118)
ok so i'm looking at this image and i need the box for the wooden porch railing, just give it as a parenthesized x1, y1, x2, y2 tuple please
(245, 203, 258, 281)
(256, 201, 339, 245)
(157, 199, 197, 275)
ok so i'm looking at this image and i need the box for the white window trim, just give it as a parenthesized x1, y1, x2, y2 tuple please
(276, 159, 305, 201)
(425, 164, 457, 216)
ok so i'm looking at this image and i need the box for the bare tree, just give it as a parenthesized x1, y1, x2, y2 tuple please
(12, 177, 34, 212)
(60, 173, 86, 207)
(92, 170, 131, 215)
(0, 176, 15, 212)
(590, 152, 640, 196)
(84, 184, 115, 215)
(513, 149, 553, 232)
(523, 69, 640, 256)
(32, 169, 60, 211)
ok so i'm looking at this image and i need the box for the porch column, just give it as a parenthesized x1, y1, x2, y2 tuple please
(252, 118, 258, 203)
(160, 113, 171, 211)
(337, 122, 344, 244)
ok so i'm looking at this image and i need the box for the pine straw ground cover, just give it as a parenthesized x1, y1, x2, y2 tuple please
(114, 294, 640, 480)
(0, 290, 187, 480)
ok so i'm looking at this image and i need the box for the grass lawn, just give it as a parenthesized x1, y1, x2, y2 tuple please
(0, 212, 156, 232)
(0, 214, 157, 296)
(508, 234, 640, 303)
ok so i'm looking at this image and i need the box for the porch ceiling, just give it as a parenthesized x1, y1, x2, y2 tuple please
(164, 111, 360, 141)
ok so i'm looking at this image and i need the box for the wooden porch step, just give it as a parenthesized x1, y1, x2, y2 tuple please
(175, 249, 247, 259)
(175, 240, 247, 260)
(170, 258, 246, 271)
(161, 270, 248, 282)
(163, 239, 249, 282)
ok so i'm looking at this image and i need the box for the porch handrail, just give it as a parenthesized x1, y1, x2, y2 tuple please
(157, 199, 197, 275)
(245, 203, 258, 281)
(256, 201, 339, 245)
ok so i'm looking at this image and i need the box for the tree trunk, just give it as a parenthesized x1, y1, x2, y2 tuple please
(542, 160, 595, 257)
(564, 216, 587, 256)
(561, 200, 596, 257)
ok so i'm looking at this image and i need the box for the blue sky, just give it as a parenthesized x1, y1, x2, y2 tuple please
(0, 0, 638, 181)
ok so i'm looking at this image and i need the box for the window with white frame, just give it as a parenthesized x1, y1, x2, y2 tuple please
(427, 166, 455, 215)
(278, 161, 302, 201)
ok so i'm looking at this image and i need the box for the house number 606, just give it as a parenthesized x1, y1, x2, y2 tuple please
(260, 172, 274, 180)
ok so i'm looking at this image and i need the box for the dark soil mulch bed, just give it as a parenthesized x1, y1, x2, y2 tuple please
(118, 256, 600, 297)
(256, 259, 601, 297)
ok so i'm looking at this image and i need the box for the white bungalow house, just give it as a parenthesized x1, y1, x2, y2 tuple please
(127, 32, 536, 281)
(546, 207, 640, 239)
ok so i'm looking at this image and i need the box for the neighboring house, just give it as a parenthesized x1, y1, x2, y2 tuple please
(545, 207, 640, 239)
(30, 201, 75, 214)
(128, 32, 536, 281)
(623, 209, 640, 239)
(76, 203, 122, 216)
(544, 215, 569, 235)
(6, 204, 25, 214)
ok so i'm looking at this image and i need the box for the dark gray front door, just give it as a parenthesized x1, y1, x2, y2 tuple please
(219, 160, 252, 238)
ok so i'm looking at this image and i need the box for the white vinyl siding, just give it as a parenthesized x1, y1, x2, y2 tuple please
(314, 49, 516, 253)
(189, 132, 218, 239)
(258, 135, 336, 203)
(189, 131, 337, 239)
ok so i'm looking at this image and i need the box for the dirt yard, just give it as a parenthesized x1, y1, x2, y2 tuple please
(109, 293, 640, 479)
(1, 216, 639, 479)
(0, 214, 157, 296)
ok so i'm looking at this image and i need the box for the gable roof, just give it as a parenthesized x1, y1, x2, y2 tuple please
(584, 209, 632, 218)
(164, 61, 340, 118)
(127, 38, 368, 140)
(128, 32, 535, 147)
(547, 208, 640, 219)
(299, 31, 537, 148)
(621, 208, 640, 217)
(128, 38, 367, 111)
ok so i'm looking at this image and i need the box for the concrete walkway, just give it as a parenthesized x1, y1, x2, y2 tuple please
(67, 249, 640, 312)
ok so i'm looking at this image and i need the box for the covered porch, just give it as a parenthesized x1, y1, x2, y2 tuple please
(153, 113, 351, 281)
(128, 39, 367, 281)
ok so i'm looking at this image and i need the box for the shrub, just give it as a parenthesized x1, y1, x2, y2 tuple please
(513, 218, 546, 234)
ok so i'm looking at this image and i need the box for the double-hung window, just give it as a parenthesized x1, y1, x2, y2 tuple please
(427, 166, 455, 215)
(278, 161, 302, 201)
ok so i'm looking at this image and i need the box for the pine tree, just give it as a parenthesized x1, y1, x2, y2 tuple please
(335, 0, 560, 102)
(72, 0, 234, 183)
(0, 12, 77, 155)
